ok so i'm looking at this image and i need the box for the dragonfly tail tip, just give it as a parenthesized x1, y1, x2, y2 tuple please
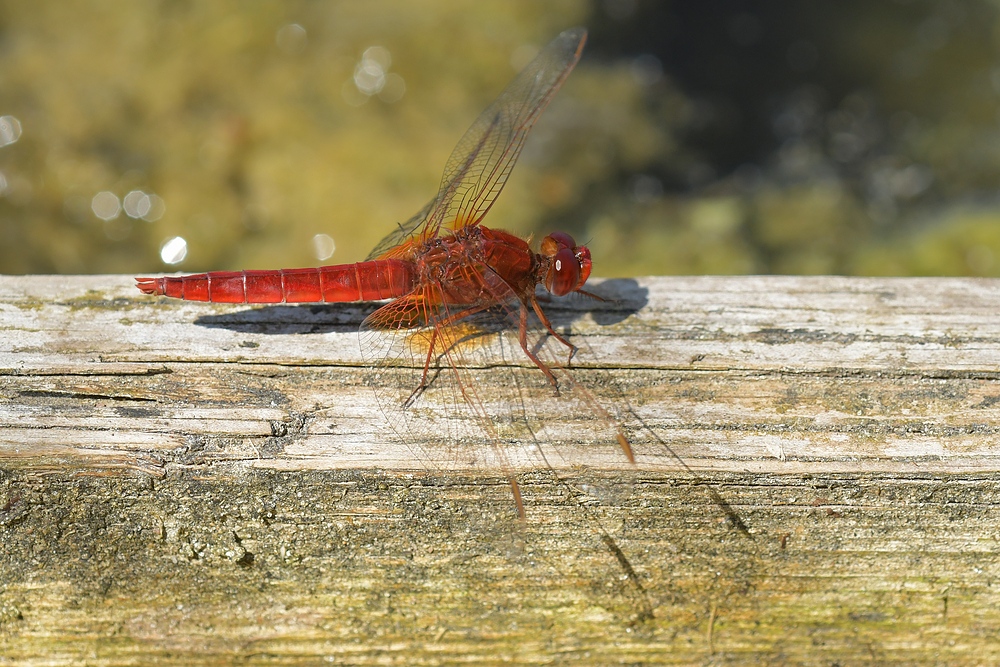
(135, 277, 163, 295)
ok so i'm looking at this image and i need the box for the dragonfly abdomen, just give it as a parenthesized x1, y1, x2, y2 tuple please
(135, 260, 415, 303)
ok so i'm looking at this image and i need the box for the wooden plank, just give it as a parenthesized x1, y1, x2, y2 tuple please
(2, 274, 1000, 665)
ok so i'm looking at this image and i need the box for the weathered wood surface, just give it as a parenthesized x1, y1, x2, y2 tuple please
(3, 274, 1000, 665)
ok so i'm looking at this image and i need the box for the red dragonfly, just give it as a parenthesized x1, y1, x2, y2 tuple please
(137, 27, 632, 518)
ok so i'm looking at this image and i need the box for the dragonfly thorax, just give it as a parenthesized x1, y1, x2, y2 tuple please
(411, 225, 521, 305)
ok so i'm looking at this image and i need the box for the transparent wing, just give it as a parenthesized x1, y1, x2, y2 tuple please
(365, 198, 435, 261)
(359, 278, 632, 519)
(366, 27, 587, 261)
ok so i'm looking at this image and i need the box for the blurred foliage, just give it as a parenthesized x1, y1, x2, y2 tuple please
(2, 0, 1000, 277)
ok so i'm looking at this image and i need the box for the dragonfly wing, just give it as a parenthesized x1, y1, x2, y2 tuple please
(435, 27, 587, 233)
(361, 295, 647, 619)
(360, 288, 507, 476)
(359, 268, 630, 503)
(366, 27, 587, 261)
(364, 197, 435, 262)
(363, 292, 432, 330)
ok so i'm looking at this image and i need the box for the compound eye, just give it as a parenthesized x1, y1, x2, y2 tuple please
(575, 245, 592, 287)
(540, 231, 576, 257)
(545, 247, 580, 296)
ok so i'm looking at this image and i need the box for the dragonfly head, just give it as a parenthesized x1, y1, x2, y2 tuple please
(540, 232, 592, 296)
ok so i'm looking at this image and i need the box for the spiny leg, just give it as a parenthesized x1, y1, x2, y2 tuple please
(405, 300, 498, 407)
(529, 295, 578, 365)
(527, 296, 635, 463)
(518, 301, 559, 388)
(404, 324, 439, 409)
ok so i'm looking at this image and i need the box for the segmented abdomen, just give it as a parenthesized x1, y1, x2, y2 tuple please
(135, 260, 415, 303)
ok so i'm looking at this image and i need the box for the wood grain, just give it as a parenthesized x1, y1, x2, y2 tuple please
(3, 274, 1000, 665)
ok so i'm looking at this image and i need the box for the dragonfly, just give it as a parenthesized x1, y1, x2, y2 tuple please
(137, 27, 633, 519)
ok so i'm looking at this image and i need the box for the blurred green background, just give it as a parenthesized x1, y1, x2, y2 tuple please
(2, 0, 1000, 278)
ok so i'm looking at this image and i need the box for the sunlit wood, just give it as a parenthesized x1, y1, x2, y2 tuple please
(3, 274, 1000, 663)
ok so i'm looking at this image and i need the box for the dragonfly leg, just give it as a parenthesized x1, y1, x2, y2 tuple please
(404, 301, 494, 407)
(529, 296, 577, 364)
(528, 298, 635, 463)
(404, 325, 439, 409)
(519, 302, 559, 388)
